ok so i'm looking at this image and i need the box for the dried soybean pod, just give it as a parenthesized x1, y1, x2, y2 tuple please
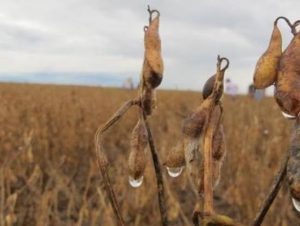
(202, 75, 216, 100)
(128, 118, 148, 183)
(212, 124, 226, 161)
(275, 20, 300, 116)
(253, 17, 284, 89)
(141, 54, 159, 90)
(182, 97, 212, 138)
(202, 57, 229, 100)
(164, 142, 185, 178)
(144, 7, 164, 89)
(211, 104, 225, 160)
(211, 105, 226, 188)
(183, 104, 222, 192)
(211, 105, 226, 161)
(165, 142, 185, 169)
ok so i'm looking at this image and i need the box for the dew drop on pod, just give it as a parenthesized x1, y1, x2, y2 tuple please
(174, 64, 227, 190)
(164, 143, 185, 178)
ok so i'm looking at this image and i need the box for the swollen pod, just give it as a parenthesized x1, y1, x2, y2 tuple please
(128, 119, 148, 180)
(275, 30, 300, 116)
(253, 22, 282, 88)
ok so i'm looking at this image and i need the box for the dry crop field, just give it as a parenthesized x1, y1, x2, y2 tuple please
(0, 82, 299, 226)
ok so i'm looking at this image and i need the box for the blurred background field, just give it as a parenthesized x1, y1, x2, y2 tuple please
(0, 83, 299, 226)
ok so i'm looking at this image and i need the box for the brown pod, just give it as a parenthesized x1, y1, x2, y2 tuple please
(287, 118, 300, 201)
(275, 29, 300, 116)
(182, 98, 212, 138)
(212, 125, 226, 161)
(143, 11, 164, 89)
(165, 142, 185, 168)
(253, 20, 282, 88)
(128, 119, 148, 180)
(202, 66, 226, 101)
(202, 75, 216, 100)
(142, 59, 162, 89)
(210, 105, 226, 161)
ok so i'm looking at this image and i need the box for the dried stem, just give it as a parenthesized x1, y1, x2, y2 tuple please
(96, 99, 140, 135)
(274, 16, 293, 28)
(202, 56, 227, 215)
(251, 153, 289, 226)
(202, 118, 215, 215)
(292, 20, 300, 35)
(147, 5, 160, 23)
(95, 99, 140, 226)
(192, 56, 229, 225)
(142, 111, 169, 226)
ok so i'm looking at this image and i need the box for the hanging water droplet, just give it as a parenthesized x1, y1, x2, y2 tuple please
(166, 166, 184, 178)
(292, 198, 300, 212)
(281, 111, 296, 119)
(129, 176, 143, 188)
(263, 129, 269, 135)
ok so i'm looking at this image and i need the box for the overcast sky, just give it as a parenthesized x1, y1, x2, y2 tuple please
(0, 0, 299, 93)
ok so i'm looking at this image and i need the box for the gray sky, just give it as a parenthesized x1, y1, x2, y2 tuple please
(0, 0, 299, 93)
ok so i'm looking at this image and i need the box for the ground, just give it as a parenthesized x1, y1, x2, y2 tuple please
(0, 83, 298, 226)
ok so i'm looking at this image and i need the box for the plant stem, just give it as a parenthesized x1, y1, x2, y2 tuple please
(143, 112, 169, 226)
(99, 166, 125, 226)
(201, 57, 227, 216)
(95, 99, 139, 226)
(203, 116, 215, 215)
(251, 153, 289, 226)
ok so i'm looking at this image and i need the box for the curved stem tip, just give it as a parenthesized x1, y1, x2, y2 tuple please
(147, 5, 160, 23)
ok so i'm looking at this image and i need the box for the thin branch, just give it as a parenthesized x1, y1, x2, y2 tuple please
(251, 153, 289, 226)
(292, 20, 300, 35)
(202, 117, 215, 215)
(143, 111, 169, 226)
(95, 99, 139, 226)
(147, 5, 160, 23)
(274, 16, 294, 32)
(202, 56, 227, 215)
(96, 99, 140, 136)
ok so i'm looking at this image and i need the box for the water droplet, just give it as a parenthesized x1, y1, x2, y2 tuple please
(129, 176, 143, 188)
(292, 198, 300, 212)
(263, 129, 269, 135)
(166, 166, 184, 178)
(281, 111, 296, 119)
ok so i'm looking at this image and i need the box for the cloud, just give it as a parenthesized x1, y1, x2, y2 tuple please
(0, 0, 299, 92)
